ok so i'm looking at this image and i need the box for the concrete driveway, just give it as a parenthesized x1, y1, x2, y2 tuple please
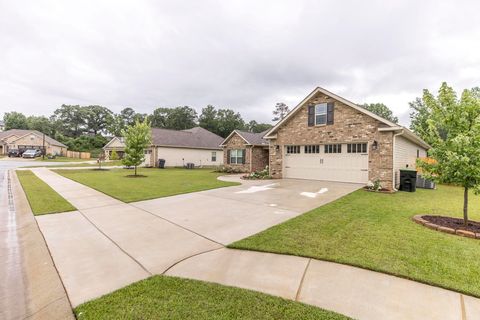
(133, 177, 361, 244)
(30, 169, 360, 306)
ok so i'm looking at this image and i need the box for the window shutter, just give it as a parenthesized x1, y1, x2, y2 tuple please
(308, 105, 315, 126)
(327, 102, 334, 125)
(227, 150, 230, 164)
(242, 149, 246, 164)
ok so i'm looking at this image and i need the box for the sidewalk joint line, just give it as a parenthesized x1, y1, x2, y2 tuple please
(161, 247, 224, 275)
(460, 294, 467, 320)
(295, 258, 311, 301)
(129, 203, 225, 246)
(77, 210, 153, 276)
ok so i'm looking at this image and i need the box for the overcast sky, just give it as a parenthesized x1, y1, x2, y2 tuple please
(1, 0, 479, 126)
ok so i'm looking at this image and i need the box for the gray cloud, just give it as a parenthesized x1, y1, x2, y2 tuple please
(1, 0, 479, 126)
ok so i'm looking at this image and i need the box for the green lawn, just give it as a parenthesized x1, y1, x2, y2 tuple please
(25, 160, 123, 168)
(230, 185, 480, 297)
(75, 276, 349, 320)
(35, 156, 93, 162)
(16, 170, 76, 215)
(54, 168, 239, 202)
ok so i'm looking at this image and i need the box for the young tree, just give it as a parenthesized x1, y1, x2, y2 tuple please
(272, 102, 290, 121)
(361, 103, 399, 123)
(417, 82, 480, 226)
(110, 149, 119, 160)
(121, 119, 152, 176)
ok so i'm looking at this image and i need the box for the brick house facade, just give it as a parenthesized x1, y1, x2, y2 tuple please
(220, 130, 269, 173)
(264, 87, 429, 190)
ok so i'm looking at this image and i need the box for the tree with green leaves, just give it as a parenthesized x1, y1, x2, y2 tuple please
(121, 119, 152, 176)
(246, 120, 272, 133)
(198, 105, 218, 133)
(52, 105, 86, 137)
(164, 106, 197, 130)
(4, 111, 28, 130)
(409, 98, 431, 143)
(272, 102, 290, 122)
(26, 116, 53, 136)
(149, 107, 170, 128)
(215, 109, 245, 137)
(361, 103, 398, 123)
(84, 105, 113, 135)
(417, 82, 480, 226)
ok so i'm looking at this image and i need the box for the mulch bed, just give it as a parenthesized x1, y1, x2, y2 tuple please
(363, 186, 393, 193)
(125, 175, 148, 178)
(423, 215, 480, 234)
(413, 215, 480, 239)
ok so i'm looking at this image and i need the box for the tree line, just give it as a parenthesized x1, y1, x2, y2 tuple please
(2, 104, 274, 154)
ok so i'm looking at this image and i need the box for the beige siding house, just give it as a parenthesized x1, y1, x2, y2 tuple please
(263, 87, 429, 190)
(0, 129, 67, 155)
(103, 127, 224, 167)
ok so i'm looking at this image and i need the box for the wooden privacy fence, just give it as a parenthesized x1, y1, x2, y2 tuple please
(66, 150, 91, 159)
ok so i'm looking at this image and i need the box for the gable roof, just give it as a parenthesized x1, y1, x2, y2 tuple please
(220, 130, 269, 146)
(151, 127, 223, 149)
(263, 86, 429, 149)
(0, 129, 67, 147)
(264, 86, 398, 139)
(104, 127, 223, 150)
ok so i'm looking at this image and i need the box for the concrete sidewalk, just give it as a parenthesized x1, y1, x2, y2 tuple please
(0, 170, 73, 320)
(29, 168, 480, 319)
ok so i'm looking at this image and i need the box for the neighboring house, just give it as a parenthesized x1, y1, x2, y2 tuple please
(103, 127, 224, 167)
(220, 130, 269, 172)
(0, 120, 4, 132)
(263, 87, 429, 190)
(0, 129, 67, 156)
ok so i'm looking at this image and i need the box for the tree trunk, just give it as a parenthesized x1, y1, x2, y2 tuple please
(135, 165, 137, 176)
(464, 187, 469, 226)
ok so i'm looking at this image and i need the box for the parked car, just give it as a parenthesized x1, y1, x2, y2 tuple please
(8, 149, 24, 157)
(22, 149, 42, 158)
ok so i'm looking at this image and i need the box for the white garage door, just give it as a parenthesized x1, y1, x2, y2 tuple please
(283, 143, 368, 183)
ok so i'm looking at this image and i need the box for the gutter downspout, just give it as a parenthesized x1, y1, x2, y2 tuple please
(392, 129, 404, 191)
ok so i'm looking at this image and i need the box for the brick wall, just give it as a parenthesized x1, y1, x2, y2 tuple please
(268, 92, 394, 189)
(223, 133, 250, 172)
(223, 132, 269, 173)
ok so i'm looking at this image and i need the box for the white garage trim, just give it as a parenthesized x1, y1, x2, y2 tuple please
(283, 143, 369, 183)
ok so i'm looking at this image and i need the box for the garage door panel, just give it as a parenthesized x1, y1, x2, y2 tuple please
(284, 148, 368, 183)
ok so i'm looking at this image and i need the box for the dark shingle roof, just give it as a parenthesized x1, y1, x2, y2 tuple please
(0, 129, 67, 147)
(150, 127, 223, 149)
(235, 130, 269, 146)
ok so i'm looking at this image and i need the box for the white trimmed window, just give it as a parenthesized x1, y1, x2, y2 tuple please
(230, 149, 244, 164)
(315, 103, 327, 125)
(211, 151, 217, 162)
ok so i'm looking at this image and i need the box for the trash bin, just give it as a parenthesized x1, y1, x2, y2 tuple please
(186, 162, 195, 169)
(399, 169, 417, 192)
(158, 159, 166, 168)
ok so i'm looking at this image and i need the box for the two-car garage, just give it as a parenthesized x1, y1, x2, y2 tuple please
(283, 143, 369, 184)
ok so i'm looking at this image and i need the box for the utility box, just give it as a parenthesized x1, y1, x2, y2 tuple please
(186, 163, 195, 169)
(399, 169, 417, 192)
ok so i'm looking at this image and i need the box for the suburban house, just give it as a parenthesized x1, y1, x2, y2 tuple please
(103, 126, 224, 167)
(0, 129, 67, 156)
(262, 87, 429, 190)
(220, 130, 269, 172)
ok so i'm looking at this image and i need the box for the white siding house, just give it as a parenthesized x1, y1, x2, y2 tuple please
(394, 135, 428, 188)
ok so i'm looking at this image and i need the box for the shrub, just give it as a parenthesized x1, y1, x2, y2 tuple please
(242, 166, 272, 180)
(110, 149, 119, 160)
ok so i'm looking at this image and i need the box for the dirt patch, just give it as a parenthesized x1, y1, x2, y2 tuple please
(423, 215, 480, 234)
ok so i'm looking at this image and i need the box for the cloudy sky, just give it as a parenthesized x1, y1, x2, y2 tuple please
(1, 0, 479, 126)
